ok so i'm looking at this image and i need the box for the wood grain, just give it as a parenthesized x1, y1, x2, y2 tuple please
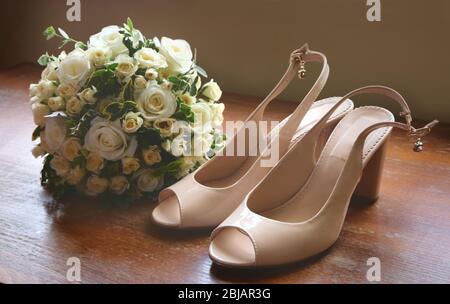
(0, 64, 449, 283)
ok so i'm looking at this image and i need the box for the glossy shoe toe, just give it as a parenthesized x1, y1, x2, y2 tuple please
(209, 228, 256, 267)
(152, 194, 181, 228)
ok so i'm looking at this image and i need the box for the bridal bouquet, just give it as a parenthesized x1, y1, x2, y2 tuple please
(30, 18, 225, 200)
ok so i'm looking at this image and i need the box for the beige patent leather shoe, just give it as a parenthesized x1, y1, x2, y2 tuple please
(209, 86, 438, 267)
(152, 44, 354, 229)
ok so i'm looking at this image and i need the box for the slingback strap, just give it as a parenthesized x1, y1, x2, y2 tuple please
(253, 44, 330, 156)
(305, 85, 438, 155)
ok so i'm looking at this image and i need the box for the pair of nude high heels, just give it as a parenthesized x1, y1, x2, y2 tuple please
(151, 44, 438, 267)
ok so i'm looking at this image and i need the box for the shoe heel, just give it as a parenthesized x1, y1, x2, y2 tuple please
(354, 137, 389, 202)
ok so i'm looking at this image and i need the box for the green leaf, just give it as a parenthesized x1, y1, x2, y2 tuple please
(195, 64, 208, 78)
(87, 68, 121, 98)
(72, 155, 86, 169)
(172, 100, 196, 123)
(32, 126, 42, 141)
(152, 160, 183, 177)
(102, 100, 137, 121)
(75, 41, 88, 50)
(43, 26, 56, 40)
(58, 28, 69, 39)
(127, 17, 134, 31)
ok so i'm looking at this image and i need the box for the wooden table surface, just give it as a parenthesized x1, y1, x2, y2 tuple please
(0, 64, 449, 284)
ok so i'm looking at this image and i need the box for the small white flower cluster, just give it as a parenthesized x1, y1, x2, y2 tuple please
(30, 20, 225, 199)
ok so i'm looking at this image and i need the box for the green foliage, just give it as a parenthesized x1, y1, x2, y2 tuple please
(41, 154, 68, 199)
(172, 98, 196, 123)
(88, 64, 121, 98)
(119, 17, 157, 56)
(102, 100, 137, 121)
(101, 161, 121, 177)
(69, 109, 96, 141)
(32, 126, 43, 141)
(136, 127, 162, 148)
(152, 160, 183, 177)
(37, 52, 57, 66)
(42, 25, 87, 50)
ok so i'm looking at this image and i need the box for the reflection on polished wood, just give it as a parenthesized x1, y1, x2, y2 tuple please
(0, 64, 449, 283)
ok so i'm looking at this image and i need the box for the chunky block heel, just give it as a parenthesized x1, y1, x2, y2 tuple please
(354, 136, 390, 202)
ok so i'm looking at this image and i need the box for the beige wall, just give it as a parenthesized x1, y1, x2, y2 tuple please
(1, 0, 449, 122)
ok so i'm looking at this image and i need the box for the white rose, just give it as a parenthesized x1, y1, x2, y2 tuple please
(32, 102, 50, 127)
(56, 83, 77, 99)
(85, 175, 109, 196)
(50, 155, 70, 177)
(57, 49, 92, 88)
(79, 88, 97, 104)
(137, 84, 177, 121)
(43, 117, 67, 153)
(87, 46, 111, 68)
(84, 117, 137, 161)
(153, 118, 176, 137)
(133, 75, 148, 91)
(122, 112, 143, 133)
(170, 134, 190, 157)
(41, 61, 59, 82)
(142, 145, 162, 165)
(121, 157, 140, 175)
(179, 93, 196, 105)
(134, 168, 163, 193)
(61, 137, 81, 161)
(202, 79, 222, 101)
(175, 156, 205, 179)
(191, 102, 213, 133)
(36, 80, 56, 100)
(86, 152, 104, 174)
(109, 176, 129, 195)
(31, 145, 46, 158)
(134, 48, 167, 69)
(66, 166, 86, 185)
(89, 25, 128, 58)
(66, 96, 85, 116)
(115, 54, 137, 80)
(210, 103, 225, 127)
(48, 96, 65, 111)
(158, 37, 193, 74)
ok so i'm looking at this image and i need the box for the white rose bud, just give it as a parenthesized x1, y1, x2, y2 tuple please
(134, 75, 148, 91)
(85, 175, 109, 196)
(115, 54, 137, 80)
(80, 88, 97, 104)
(210, 103, 225, 128)
(145, 68, 159, 80)
(87, 46, 111, 68)
(57, 83, 77, 99)
(31, 145, 46, 158)
(179, 93, 196, 105)
(134, 168, 163, 193)
(121, 157, 140, 175)
(32, 102, 50, 127)
(29, 84, 38, 97)
(161, 80, 173, 91)
(30, 96, 41, 104)
(86, 152, 104, 174)
(66, 166, 86, 185)
(61, 137, 82, 161)
(122, 112, 143, 133)
(41, 61, 59, 82)
(201, 79, 222, 102)
(50, 155, 71, 177)
(153, 118, 175, 137)
(109, 176, 129, 195)
(142, 145, 162, 165)
(48, 96, 65, 111)
(66, 96, 85, 116)
(36, 80, 56, 100)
